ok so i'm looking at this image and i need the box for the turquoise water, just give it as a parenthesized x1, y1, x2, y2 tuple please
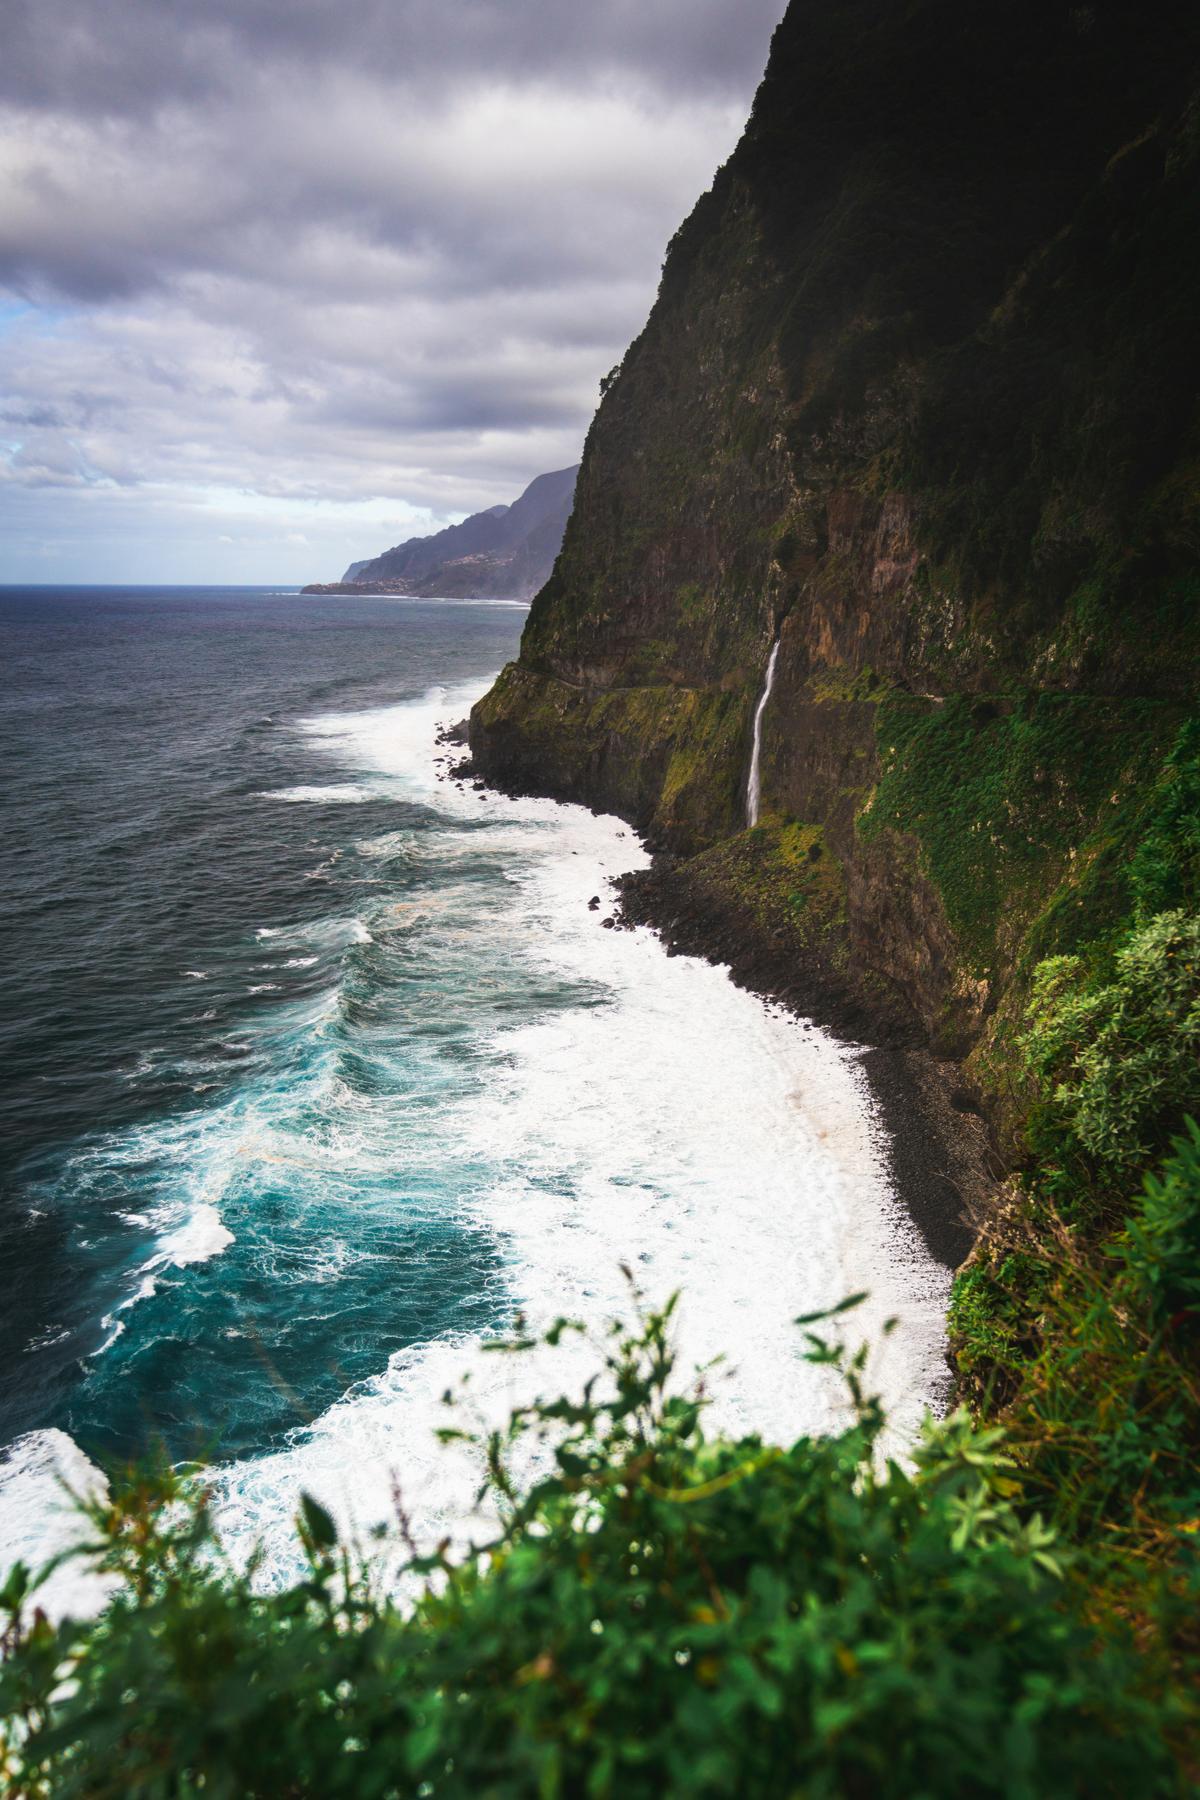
(0, 586, 948, 1604)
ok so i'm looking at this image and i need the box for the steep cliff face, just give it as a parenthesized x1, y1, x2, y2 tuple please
(471, 0, 1200, 1137)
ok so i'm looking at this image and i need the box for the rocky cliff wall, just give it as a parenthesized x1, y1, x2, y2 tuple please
(471, 0, 1200, 1149)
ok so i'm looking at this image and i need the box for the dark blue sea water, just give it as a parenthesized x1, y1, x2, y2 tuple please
(1, 587, 535, 1460)
(0, 585, 944, 1603)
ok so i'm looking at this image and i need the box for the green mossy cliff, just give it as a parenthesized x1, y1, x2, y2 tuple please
(472, 0, 1200, 1146)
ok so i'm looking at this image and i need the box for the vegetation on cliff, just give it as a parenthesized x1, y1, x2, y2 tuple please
(4, 0, 1199, 1787)
(6, 824, 1200, 1785)
(470, 0, 1200, 1055)
(3, 1274, 1197, 1796)
(464, 0, 1200, 1774)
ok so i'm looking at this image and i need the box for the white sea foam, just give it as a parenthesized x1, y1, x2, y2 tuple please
(259, 784, 370, 804)
(252, 916, 369, 952)
(210, 676, 950, 1587)
(97, 1201, 237, 1350)
(0, 1430, 114, 1622)
(300, 679, 487, 787)
(9, 672, 951, 1614)
(154, 1203, 236, 1268)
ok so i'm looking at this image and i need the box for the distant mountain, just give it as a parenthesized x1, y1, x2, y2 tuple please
(303, 467, 578, 599)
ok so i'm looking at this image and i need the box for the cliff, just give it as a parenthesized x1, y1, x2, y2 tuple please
(306, 466, 578, 600)
(471, 0, 1200, 1152)
(5, 7, 1196, 1768)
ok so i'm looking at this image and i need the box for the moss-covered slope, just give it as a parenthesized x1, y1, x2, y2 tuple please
(472, 0, 1200, 1122)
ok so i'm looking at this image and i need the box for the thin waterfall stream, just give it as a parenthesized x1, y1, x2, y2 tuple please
(746, 637, 781, 826)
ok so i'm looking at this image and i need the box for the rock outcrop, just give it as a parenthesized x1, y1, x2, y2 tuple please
(471, 0, 1200, 1151)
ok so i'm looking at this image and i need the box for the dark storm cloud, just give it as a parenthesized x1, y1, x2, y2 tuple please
(0, 0, 782, 117)
(0, 0, 784, 581)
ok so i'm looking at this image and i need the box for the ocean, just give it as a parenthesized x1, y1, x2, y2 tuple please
(0, 585, 948, 1608)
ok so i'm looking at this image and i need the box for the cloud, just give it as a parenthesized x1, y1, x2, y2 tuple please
(0, 1, 782, 118)
(0, 1, 784, 581)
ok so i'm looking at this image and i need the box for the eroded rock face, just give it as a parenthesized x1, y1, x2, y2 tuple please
(472, 0, 1200, 1111)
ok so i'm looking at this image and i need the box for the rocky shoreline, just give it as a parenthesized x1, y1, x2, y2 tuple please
(447, 717, 991, 1283)
(613, 856, 990, 1275)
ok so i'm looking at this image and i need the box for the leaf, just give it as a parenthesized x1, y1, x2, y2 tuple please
(299, 1492, 338, 1550)
(793, 1293, 868, 1326)
(0, 1561, 29, 1610)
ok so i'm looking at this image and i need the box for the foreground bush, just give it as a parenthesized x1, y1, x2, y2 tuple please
(948, 901, 1200, 1771)
(0, 1296, 1189, 1798)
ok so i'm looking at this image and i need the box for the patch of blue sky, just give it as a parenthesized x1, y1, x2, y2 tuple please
(0, 300, 79, 337)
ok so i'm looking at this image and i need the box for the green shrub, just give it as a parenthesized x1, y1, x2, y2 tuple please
(1128, 718, 1200, 923)
(1, 1297, 1187, 1799)
(1021, 910, 1200, 1176)
(948, 1104, 1200, 1705)
(961, 1123, 1200, 1641)
(1120, 1116, 1200, 1335)
(947, 1250, 1042, 1389)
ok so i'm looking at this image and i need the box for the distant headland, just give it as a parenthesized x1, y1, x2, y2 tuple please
(302, 465, 577, 600)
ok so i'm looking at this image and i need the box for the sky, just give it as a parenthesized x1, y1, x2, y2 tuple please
(0, 0, 784, 584)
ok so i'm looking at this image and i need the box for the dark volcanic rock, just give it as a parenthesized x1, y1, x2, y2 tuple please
(471, 0, 1200, 1163)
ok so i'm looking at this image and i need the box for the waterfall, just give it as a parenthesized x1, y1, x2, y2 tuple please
(746, 636, 781, 828)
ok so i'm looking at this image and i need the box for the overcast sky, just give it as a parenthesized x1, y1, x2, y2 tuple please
(0, 0, 783, 584)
